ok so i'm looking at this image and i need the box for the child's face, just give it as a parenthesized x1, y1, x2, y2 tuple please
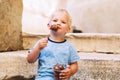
(48, 11, 70, 34)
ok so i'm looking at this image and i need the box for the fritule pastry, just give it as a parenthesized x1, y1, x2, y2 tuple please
(53, 64, 64, 80)
(50, 25, 59, 32)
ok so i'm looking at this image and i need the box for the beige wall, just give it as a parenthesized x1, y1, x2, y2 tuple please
(67, 0, 120, 33)
(22, 0, 120, 34)
(22, 0, 65, 34)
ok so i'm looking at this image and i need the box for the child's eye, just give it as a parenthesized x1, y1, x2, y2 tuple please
(53, 20, 57, 22)
(62, 21, 66, 24)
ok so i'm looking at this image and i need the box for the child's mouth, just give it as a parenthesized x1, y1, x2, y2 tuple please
(50, 25, 60, 32)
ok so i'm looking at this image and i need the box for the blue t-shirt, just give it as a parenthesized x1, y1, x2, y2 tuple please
(31, 38, 79, 80)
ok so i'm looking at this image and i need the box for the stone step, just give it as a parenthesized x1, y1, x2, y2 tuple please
(0, 51, 120, 80)
(73, 53, 120, 80)
(22, 33, 120, 53)
(0, 51, 37, 80)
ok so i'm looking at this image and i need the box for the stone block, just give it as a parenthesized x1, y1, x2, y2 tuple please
(0, 51, 37, 80)
(0, 51, 120, 80)
(0, 0, 23, 51)
(72, 53, 120, 80)
(23, 33, 120, 53)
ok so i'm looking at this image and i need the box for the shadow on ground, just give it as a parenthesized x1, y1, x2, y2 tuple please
(3, 76, 35, 80)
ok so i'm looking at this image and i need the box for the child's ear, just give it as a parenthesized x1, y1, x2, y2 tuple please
(66, 26, 71, 33)
(47, 23, 50, 28)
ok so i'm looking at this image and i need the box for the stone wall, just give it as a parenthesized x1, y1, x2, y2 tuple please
(0, 0, 23, 51)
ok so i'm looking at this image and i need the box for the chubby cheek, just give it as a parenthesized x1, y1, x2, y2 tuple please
(64, 26, 70, 33)
(61, 27, 70, 33)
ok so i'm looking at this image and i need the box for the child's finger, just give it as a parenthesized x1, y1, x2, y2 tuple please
(42, 38, 48, 43)
(66, 65, 70, 69)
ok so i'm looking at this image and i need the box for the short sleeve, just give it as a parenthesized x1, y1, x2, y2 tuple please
(69, 45, 80, 63)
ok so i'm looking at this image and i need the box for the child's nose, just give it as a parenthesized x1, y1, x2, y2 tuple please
(57, 24, 60, 26)
(56, 21, 61, 26)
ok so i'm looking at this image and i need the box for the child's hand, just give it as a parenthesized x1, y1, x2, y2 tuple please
(59, 65, 71, 80)
(37, 38, 48, 50)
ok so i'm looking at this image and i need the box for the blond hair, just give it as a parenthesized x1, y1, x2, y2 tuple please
(49, 9, 72, 26)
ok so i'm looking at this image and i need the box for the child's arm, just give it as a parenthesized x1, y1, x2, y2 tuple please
(60, 62, 78, 79)
(27, 38, 48, 63)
